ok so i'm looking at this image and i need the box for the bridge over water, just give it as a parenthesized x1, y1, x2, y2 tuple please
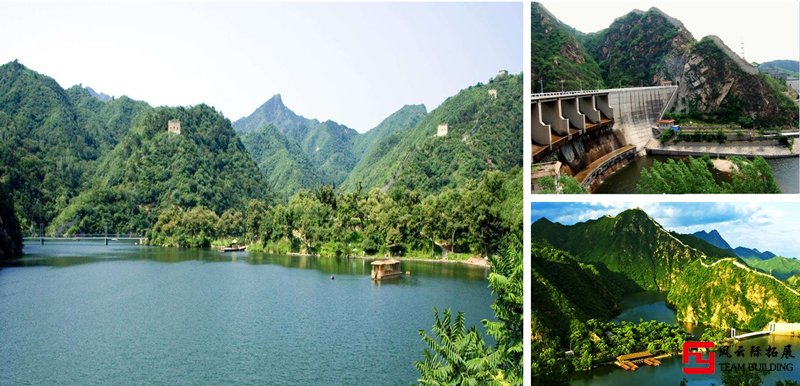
(24, 234, 146, 245)
(730, 322, 800, 340)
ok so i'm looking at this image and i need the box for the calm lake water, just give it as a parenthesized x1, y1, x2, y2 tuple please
(595, 155, 800, 194)
(0, 242, 494, 385)
(571, 292, 800, 386)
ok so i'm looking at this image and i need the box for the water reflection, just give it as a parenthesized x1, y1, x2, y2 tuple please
(5, 242, 488, 281)
(571, 292, 800, 385)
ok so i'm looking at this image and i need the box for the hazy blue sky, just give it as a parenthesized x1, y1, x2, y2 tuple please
(539, 1, 800, 64)
(0, 2, 521, 132)
(531, 202, 800, 259)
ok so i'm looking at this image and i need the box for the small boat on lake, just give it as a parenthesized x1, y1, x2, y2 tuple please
(220, 245, 247, 252)
(371, 259, 402, 280)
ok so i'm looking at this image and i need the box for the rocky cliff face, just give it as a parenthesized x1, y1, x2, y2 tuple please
(535, 6, 799, 128)
(531, 2, 605, 92)
(583, 8, 695, 87)
(674, 37, 798, 127)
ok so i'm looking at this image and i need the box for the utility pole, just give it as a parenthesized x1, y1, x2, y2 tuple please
(560, 80, 565, 92)
(539, 79, 543, 93)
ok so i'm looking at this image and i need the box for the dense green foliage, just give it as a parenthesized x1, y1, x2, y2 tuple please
(667, 259, 800, 330)
(787, 275, 800, 291)
(581, 8, 682, 88)
(636, 156, 781, 194)
(416, 236, 522, 385)
(243, 169, 521, 257)
(241, 124, 321, 198)
(350, 104, 427, 159)
(50, 105, 270, 235)
(530, 242, 686, 385)
(531, 243, 635, 341)
(233, 94, 361, 187)
(741, 256, 800, 281)
(531, 3, 605, 92)
(533, 175, 587, 194)
(531, 209, 712, 291)
(0, 62, 119, 232)
(568, 319, 685, 369)
(0, 177, 23, 259)
(341, 73, 522, 194)
(239, 104, 426, 198)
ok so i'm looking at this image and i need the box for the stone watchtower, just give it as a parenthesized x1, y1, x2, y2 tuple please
(437, 124, 448, 137)
(167, 119, 181, 134)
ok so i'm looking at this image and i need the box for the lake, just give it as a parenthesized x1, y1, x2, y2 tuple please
(0, 242, 494, 385)
(571, 292, 800, 386)
(595, 155, 800, 194)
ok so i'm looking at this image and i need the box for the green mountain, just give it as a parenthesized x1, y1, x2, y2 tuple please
(233, 94, 359, 186)
(671, 232, 734, 259)
(65, 85, 151, 155)
(0, 61, 121, 231)
(734, 246, 776, 260)
(50, 104, 269, 235)
(741, 255, 800, 281)
(667, 258, 800, 330)
(531, 242, 637, 343)
(691, 229, 733, 251)
(531, 208, 714, 291)
(241, 123, 321, 198)
(340, 73, 522, 194)
(759, 60, 800, 79)
(350, 104, 427, 160)
(534, 208, 800, 330)
(533, 6, 799, 127)
(531, 3, 605, 92)
(580, 7, 694, 88)
(235, 96, 426, 191)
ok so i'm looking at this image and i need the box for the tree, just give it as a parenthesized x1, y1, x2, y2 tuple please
(416, 236, 522, 385)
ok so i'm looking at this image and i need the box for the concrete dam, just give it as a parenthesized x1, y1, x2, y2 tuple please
(532, 86, 677, 190)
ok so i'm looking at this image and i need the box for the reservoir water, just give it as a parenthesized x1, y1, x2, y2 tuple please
(0, 242, 494, 385)
(595, 155, 800, 194)
(571, 292, 800, 385)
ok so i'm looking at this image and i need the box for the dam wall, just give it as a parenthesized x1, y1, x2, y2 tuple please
(607, 86, 677, 150)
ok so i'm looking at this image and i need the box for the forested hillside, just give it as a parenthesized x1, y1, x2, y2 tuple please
(340, 73, 522, 194)
(533, 209, 800, 331)
(236, 96, 427, 191)
(1, 61, 521, 256)
(50, 105, 269, 235)
(668, 259, 800, 330)
(241, 124, 321, 198)
(532, 4, 799, 128)
(0, 61, 150, 233)
(531, 209, 712, 291)
(531, 3, 605, 92)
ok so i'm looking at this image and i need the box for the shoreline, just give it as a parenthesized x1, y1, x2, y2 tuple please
(269, 250, 490, 268)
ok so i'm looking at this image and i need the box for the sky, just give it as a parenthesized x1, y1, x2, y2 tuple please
(0, 2, 522, 132)
(531, 202, 800, 259)
(540, 1, 800, 64)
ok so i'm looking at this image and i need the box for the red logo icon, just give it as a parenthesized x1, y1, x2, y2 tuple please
(683, 341, 716, 374)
